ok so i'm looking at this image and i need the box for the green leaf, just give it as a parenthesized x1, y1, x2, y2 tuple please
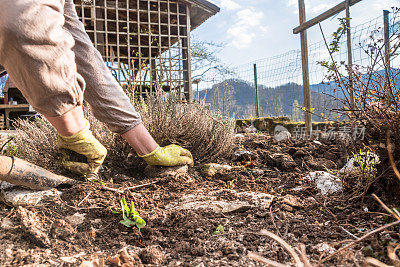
(110, 208, 120, 214)
(130, 200, 135, 214)
(134, 216, 147, 228)
(212, 225, 225, 235)
(120, 218, 135, 227)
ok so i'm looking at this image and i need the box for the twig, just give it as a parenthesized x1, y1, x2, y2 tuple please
(386, 130, 400, 183)
(101, 185, 124, 194)
(77, 191, 92, 207)
(340, 226, 359, 239)
(298, 244, 313, 267)
(364, 257, 392, 267)
(372, 193, 400, 221)
(258, 230, 303, 267)
(0, 137, 14, 153)
(320, 220, 400, 263)
(125, 180, 159, 191)
(248, 252, 289, 267)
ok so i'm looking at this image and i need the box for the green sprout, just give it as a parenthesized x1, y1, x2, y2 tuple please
(111, 198, 146, 229)
(352, 150, 379, 179)
(212, 225, 225, 235)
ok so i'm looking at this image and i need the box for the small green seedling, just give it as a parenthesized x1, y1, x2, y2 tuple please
(111, 198, 146, 229)
(212, 225, 225, 235)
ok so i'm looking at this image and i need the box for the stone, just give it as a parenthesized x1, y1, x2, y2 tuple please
(139, 246, 166, 265)
(16, 206, 50, 247)
(234, 134, 245, 139)
(314, 243, 336, 254)
(307, 158, 337, 171)
(281, 195, 302, 207)
(65, 213, 86, 226)
(339, 151, 380, 176)
(0, 182, 61, 207)
(0, 217, 14, 229)
(201, 163, 232, 177)
(233, 150, 251, 161)
(271, 153, 297, 170)
(144, 165, 188, 178)
(166, 190, 274, 213)
(304, 171, 343, 195)
(171, 200, 252, 214)
(293, 149, 309, 158)
(244, 126, 257, 133)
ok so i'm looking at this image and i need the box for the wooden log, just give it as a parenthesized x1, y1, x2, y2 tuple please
(293, 0, 362, 34)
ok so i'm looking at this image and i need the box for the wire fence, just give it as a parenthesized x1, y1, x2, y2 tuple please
(200, 11, 400, 121)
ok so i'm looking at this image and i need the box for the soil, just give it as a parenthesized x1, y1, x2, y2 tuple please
(1, 133, 399, 266)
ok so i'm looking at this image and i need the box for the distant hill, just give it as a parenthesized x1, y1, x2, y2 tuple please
(199, 68, 400, 121)
(310, 68, 400, 100)
(198, 79, 341, 121)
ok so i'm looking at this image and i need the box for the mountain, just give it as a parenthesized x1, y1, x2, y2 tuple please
(310, 68, 400, 100)
(199, 68, 400, 121)
(198, 79, 341, 121)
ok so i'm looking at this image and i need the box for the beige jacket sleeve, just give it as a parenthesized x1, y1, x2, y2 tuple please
(0, 0, 142, 134)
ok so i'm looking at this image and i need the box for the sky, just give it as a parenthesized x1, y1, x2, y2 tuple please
(192, 0, 400, 67)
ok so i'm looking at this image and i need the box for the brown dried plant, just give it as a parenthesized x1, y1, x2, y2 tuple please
(8, 90, 235, 174)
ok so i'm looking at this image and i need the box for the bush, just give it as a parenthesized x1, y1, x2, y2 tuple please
(8, 91, 235, 175)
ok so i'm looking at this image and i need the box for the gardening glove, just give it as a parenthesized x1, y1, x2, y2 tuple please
(139, 144, 194, 167)
(58, 120, 107, 176)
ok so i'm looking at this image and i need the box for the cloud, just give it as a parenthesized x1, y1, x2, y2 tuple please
(285, 0, 342, 15)
(219, 0, 241, 11)
(227, 8, 265, 49)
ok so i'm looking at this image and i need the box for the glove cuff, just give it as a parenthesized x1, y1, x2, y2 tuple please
(58, 120, 90, 142)
(138, 145, 160, 158)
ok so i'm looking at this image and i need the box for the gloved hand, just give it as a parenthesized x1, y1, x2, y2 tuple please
(58, 120, 107, 175)
(139, 144, 194, 167)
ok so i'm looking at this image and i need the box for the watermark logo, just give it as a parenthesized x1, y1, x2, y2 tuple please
(292, 124, 366, 141)
(273, 124, 366, 141)
(274, 125, 291, 141)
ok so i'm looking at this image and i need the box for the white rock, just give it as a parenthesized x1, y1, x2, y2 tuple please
(305, 171, 343, 195)
(201, 163, 232, 176)
(234, 150, 251, 157)
(339, 152, 380, 176)
(0, 184, 61, 207)
(66, 213, 87, 226)
(234, 134, 245, 139)
(1, 217, 14, 229)
(244, 126, 257, 133)
(315, 243, 336, 254)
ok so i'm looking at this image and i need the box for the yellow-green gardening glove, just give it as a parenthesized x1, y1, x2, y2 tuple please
(139, 144, 194, 167)
(58, 120, 108, 176)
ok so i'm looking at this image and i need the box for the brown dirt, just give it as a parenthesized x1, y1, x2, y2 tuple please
(0, 134, 399, 266)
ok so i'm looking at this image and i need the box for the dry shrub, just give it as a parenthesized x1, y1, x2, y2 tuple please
(7, 91, 235, 174)
(324, 8, 400, 200)
(136, 92, 235, 162)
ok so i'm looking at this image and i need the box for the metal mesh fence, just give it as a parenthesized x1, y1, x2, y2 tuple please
(200, 12, 400, 121)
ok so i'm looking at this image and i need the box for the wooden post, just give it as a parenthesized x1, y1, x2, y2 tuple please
(298, 0, 312, 136)
(293, 0, 362, 34)
(384, 10, 391, 95)
(182, 3, 193, 102)
(346, 0, 355, 112)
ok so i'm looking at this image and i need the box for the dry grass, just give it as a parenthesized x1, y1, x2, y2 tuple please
(137, 91, 235, 162)
(6, 91, 235, 174)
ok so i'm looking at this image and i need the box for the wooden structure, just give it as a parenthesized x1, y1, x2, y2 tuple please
(74, 0, 219, 100)
(1, 79, 30, 129)
(293, 0, 362, 135)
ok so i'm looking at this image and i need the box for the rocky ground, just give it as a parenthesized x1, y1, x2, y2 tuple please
(0, 133, 399, 266)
